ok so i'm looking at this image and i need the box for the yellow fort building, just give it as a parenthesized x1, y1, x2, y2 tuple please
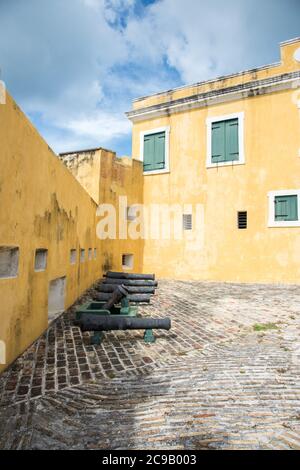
(0, 37, 300, 372)
(127, 37, 300, 283)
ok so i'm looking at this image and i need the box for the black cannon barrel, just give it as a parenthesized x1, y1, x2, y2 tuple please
(94, 292, 151, 303)
(78, 314, 171, 332)
(97, 284, 155, 294)
(105, 271, 155, 281)
(102, 278, 158, 287)
(101, 285, 129, 310)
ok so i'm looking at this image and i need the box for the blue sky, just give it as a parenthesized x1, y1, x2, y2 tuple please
(0, 0, 299, 156)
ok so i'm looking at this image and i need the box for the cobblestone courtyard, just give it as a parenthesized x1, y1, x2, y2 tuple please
(0, 280, 300, 450)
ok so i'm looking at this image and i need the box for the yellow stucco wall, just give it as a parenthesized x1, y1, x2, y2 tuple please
(0, 93, 145, 373)
(130, 39, 300, 283)
(1, 38, 300, 374)
(0, 93, 105, 373)
(98, 150, 144, 274)
(60, 148, 144, 274)
(59, 149, 102, 204)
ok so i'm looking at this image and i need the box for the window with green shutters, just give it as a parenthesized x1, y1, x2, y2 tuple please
(143, 132, 166, 172)
(275, 195, 298, 221)
(211, 118, 239, 163)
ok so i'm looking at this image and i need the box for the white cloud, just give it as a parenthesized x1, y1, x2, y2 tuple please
(124, 0, 297, 84)
(64, 112, 131, 141)
(0, 0, 299, 154)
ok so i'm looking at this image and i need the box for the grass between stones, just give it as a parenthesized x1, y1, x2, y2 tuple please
(253, 322, 279, 332)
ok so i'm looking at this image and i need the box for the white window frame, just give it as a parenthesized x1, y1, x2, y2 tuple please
(268, 190, 300, 227)
(140, 126, 170, 175)
(206, 112, 245, 168)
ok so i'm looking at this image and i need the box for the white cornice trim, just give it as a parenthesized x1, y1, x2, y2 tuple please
(127, 73, 300, 123)
(132, 63, 281, 104)
(280, 37, 300, 46)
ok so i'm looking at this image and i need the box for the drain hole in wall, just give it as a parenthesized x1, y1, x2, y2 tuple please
(34, 249, 48, 271)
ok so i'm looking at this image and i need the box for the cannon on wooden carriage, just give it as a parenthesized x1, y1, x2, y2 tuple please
(75, 282, 170, 345)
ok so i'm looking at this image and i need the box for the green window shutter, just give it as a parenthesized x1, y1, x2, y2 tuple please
(225, 118, 239, 161)
(143, 132, 165, 172)
(211, 121, 225, 163)
(143, 134, 155, 171)
(211, 118, 239, 163)
(275, 195, 298, 221)
(154, 132, 165, 169)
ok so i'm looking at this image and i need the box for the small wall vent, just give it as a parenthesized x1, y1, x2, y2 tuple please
(238, 211, 247, 229)
(183, 214, 192, 230)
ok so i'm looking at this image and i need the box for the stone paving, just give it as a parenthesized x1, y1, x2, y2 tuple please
(0, 280, 300, 449)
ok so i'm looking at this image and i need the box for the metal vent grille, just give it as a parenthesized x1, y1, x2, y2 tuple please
(183, 214, 192, 230)
(238, 211, 247, 229)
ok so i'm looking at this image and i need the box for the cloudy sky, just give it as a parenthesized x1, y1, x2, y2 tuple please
(0, 0, 299, 155)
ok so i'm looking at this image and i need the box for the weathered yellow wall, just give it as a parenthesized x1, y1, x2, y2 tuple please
(59, 149, 102, 204)
(60, 148, 144, 274)
(0, 93, 103, 373)
(131, 39, 300, 283)
(98, 150, 144, 273)
(1, 38, 299, 374)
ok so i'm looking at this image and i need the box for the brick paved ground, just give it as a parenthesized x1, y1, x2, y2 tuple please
(0, 280, 300, 449)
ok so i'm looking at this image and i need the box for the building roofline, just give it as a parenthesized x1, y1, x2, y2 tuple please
(127, 71, 300, 122)
(280, 36, 300, 46)
(59, 146, 115, 156)
(133, 61, 281, 103)
(133, 37, 300, 104)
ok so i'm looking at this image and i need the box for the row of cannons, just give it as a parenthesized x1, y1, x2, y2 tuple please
(75, 271, 171, 345)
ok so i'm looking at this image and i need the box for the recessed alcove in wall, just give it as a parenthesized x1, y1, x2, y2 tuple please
(88, 248, 92, 260)
(70, 249, 77, 265)
(34, 248, 48, 271)
(122, 254, 134, 270)
(0, 246, 19, 279)
(80, 249, 85, 262)
(48, 276, 66, 323)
